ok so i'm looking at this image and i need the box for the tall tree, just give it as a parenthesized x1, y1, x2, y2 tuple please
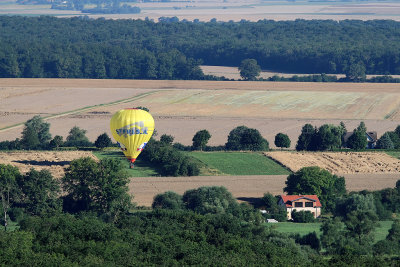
(94, 133, 112, 149)
(0, 164, 20, 231)
(296, 124, 316, 151)
(284, 166, 346, 212)
(376, 132, 394, 149)
(17, 169, 61, 216)
(274, 133, 291, 149)
(239, 59, 261, 80)
(192, 130, 211, 151)
(65, 126, 91, 147)
(20, 116, 51, 149)
(346, 122, 368, 150)
(62, 157, 132, 221)
(225, 126, 268, 151)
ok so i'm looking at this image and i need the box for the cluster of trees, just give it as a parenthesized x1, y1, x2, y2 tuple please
(1, 17, 400, 80)
(262, 165, 400, 257)
(1, 153, 400, 264)
(141, 138, 201, 176)
(0, 116, 111, 150)
(0, 157, 132, 230)
(294, 121, 400, 151)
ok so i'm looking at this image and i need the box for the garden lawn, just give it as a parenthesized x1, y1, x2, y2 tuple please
(189, 151, 290, 175)
(94, 150, 159, 177)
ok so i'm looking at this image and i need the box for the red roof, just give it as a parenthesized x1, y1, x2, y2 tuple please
(280, 195, 322, 208)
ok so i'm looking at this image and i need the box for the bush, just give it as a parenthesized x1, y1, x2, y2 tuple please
(152, 191, 184, 210)
(94, 133, 112, 149)
(291, 210, 315, 223)
(142, 140, 200, 176)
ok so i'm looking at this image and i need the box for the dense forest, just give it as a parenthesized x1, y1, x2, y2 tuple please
(1, 16, 400, 79)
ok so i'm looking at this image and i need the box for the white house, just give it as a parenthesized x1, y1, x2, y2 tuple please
(278, 195, 322, 220)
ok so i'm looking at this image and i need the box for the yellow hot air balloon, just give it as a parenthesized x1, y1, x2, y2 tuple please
(110, 108, 155, 168)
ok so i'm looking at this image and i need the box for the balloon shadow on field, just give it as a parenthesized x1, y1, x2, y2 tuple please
(13, 160, 71, 167)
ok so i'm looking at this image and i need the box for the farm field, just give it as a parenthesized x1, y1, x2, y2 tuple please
(2, 0, 400, 22)
(0, 150, 399, 206)
(188, 151, 290, 175)
(265, 151, 400, 174)
(1, 79, 400, 150)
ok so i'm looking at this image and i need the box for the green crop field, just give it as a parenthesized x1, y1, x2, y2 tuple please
(94, 150, 159, 177)
(270, 220, 393, 242)
(189, 151, 290, 175)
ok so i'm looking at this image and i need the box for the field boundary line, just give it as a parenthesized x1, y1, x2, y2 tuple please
(0, 90, 161, 133)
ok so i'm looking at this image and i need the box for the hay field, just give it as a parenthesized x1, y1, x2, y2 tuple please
(0, 151, 97, 178)
(129, 173, 400, 206)
(265, 151, 400, 174)
(1, 78, 400, 149)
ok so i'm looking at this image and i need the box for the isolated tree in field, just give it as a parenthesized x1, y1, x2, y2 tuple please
(94, 133, 112, 149)
(376, 132, 394, 149)
(21, 115, 51, 149)
(160, 134, 174, 145)
(62, 157, 132, 220)
(239, 58, 261, 80)
(65, 126, 91, 147)
(152, 191, 184, 210)
(346, 122, 368, 150)
(274, 133, 291, 149)
(0, 164, 20, 231)
(17, 169, 61, 216)
(225, 126, 268, 151)
(284, 166, 346, 212)
(192, 130, 211, 150)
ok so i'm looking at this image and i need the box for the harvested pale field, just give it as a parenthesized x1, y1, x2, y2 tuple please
(0, 151, 97, 178)
(3, 0, 400, 22)
(265, 151, 400, 174)
(1, 79, 400, 149)
(129, 173, 400, 206)
(201, 65, 400, 80)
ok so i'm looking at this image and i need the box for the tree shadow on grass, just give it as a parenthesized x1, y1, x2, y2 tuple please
(237, 197, 264, 208)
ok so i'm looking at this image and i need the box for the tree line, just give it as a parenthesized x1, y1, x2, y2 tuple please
(1, 157, 399, 264)
(1, 16, 400, 79)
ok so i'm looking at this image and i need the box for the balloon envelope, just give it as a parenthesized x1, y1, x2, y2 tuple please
(110, 109, 155, 163)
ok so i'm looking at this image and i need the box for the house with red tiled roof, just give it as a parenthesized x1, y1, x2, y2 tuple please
(278, 195, 322, 220)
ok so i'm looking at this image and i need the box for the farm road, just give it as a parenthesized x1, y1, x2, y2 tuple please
(129, 173, 400, 206)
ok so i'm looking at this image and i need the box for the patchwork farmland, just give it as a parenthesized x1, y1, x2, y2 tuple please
(2, 78, 400, 206)
(1, 79, 400, 149)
